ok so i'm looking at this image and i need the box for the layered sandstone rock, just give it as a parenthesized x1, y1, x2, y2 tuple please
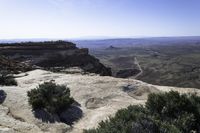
(0, 41, 111, 76)
(0, 55, 31, 73)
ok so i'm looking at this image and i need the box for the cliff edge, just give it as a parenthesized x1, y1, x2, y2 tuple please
(0, 69, 199, 133)
(0, 41, 111, 76)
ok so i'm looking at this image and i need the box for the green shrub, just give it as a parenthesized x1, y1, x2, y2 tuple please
(27, 81, 74, 114)
(85, 91, 200, 133)
(147, 91, 200, 132)
(0, 72, 17, 86)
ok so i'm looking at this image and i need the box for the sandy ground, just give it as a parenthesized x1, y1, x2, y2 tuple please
(0, 69, 200, 133)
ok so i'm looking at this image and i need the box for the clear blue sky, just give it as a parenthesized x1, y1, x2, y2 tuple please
(0, 0, 200, 39)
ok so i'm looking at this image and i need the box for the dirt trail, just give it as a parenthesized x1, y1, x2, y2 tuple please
(133, 57, 143, 78)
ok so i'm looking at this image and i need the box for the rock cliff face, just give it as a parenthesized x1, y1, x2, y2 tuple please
(0, 56, 31, 73)
(0, 41, 111, 76)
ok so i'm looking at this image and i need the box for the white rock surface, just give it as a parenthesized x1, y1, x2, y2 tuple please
(0, 69, 199, 133)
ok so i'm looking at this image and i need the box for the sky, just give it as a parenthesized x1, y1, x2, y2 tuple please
(0, 0, 200, 39)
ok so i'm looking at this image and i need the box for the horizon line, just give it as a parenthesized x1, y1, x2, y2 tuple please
(0, 35, 200, 41)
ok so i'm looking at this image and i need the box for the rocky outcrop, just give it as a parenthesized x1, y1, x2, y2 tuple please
(0, 41, 111, 76)
(1, 69, 199, 133)
(0, 56, 31, 74)
(116, 69, 141, 78)
(106, 45, 121, 50)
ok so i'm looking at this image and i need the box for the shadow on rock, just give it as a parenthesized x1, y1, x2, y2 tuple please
(122, 84, 136, 92)
(33, 104, 83, 126)
(122, 84, 160, 100)
(33, 109, 60, 123)
(59, 105, 83, 125)
(0, 90, 7, 104)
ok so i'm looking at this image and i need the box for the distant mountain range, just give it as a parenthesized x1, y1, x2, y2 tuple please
(1, 36, 200, 48)
(73, 36, 200, 48)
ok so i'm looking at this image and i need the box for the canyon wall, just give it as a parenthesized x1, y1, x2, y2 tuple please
(0, 41, 111, 76)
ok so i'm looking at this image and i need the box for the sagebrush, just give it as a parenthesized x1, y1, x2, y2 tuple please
(85, 91, 200, 133)
(27, 81, 74, 114)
